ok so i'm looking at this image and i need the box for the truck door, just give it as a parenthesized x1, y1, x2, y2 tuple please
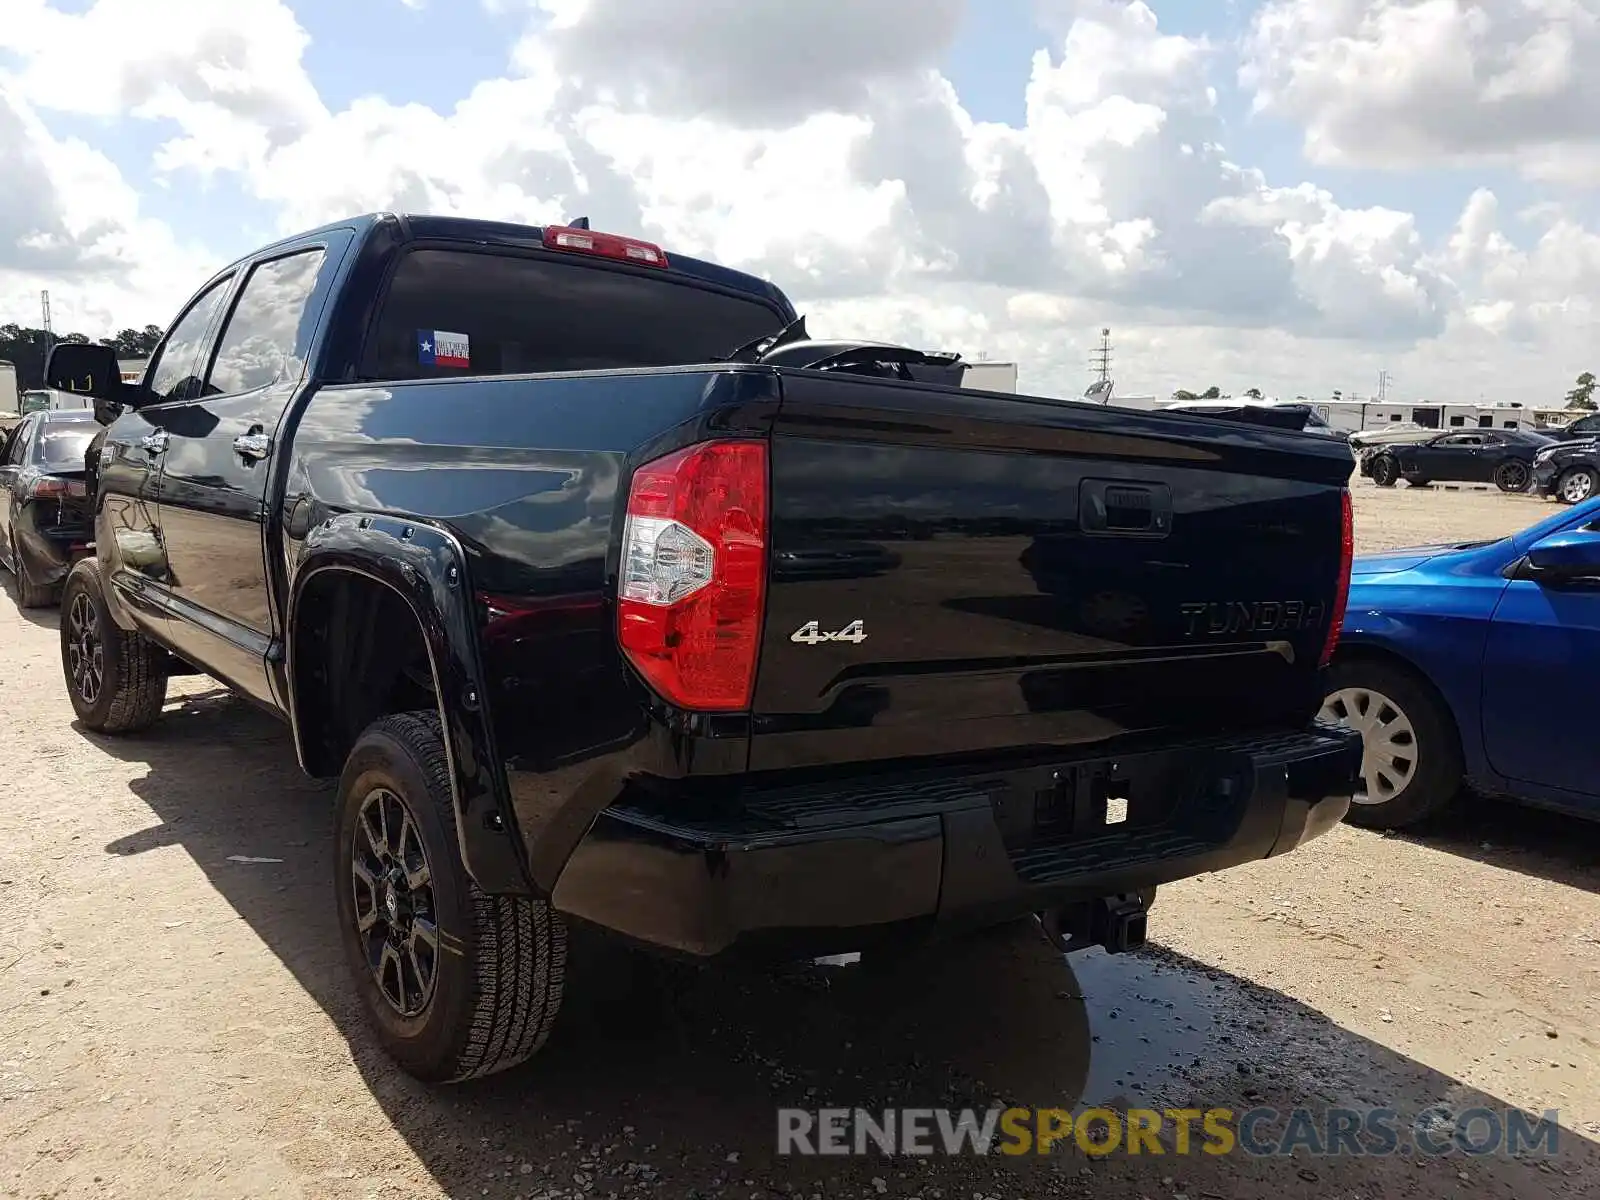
(99, 273, 236, 641)
(150, 238, 345, 711)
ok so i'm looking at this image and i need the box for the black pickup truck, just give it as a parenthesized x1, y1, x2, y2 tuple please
(46, 214, 1361, 1084)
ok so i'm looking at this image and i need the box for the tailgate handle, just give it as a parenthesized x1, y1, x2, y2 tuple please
(1079, 479, 1172, 537)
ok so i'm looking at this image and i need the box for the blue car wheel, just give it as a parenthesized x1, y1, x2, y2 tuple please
(1320, 658, 1463, 830)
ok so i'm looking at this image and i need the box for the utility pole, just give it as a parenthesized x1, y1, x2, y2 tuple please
(1090, 327, 1112, 383)
(1377, 369, 1390, 403)
(40, 290, 53, 379)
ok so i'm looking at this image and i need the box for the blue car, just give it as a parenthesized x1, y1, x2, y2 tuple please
(1321, 497, 1600, 829)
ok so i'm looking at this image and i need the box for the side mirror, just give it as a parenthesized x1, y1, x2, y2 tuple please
(45, 343, 124, 404)
(1527, 530, 1600, 580)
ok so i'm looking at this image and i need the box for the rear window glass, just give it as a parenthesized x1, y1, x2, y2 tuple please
(35, 426, 96, 470)
(361, 248, 785, 382)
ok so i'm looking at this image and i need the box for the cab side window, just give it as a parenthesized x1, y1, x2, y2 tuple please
(146, 276, 234, 404)
(204, 249, 327, 397)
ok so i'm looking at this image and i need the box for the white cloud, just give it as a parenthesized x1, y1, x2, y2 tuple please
(525, 0, 967, 127)
(1, 0, 1598, 405)
(1243, 0, 1600, 183)
(0, 82, 217, 334)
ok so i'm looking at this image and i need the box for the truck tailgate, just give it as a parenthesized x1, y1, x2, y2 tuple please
(748, 373, 1353, 772)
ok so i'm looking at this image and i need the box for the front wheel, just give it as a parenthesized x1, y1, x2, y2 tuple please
(334, 711, 566, 1083)
(1320, 659, 1463, 830)
(1556, 465, 1598, 505)
(1369, 455, 1400, 487)
(1493, 459, 1531, 493)
(58, 560, 168, 732)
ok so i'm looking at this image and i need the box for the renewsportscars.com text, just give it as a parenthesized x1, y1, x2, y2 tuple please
(776, 1106, 1561, 1158)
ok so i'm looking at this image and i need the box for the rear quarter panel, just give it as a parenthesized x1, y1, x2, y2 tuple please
(281, 366, 783, 884)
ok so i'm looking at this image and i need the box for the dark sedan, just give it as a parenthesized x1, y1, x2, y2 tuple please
(1532, 437, 1600, 504)
(1359, 428, 1553, 492)
(0, 409, 97, 607)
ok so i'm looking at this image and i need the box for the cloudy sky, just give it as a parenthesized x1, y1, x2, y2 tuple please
(2, 0, 1598, 405)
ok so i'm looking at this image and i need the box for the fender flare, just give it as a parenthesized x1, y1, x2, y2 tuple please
(286, 511, 531, 895)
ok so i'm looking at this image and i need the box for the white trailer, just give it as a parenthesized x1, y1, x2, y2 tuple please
(962, 361, 1019, 393)
(1114, 392, 1534, 434)
(0, 361, 18, 417)
(1308, 399, 1532, 434)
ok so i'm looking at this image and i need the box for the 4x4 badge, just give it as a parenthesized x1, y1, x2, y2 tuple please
(790, 619, 867, 646)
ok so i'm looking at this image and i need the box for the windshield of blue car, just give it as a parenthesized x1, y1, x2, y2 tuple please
(33, 426, 97, 471)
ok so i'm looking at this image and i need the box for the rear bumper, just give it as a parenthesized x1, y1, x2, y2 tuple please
(15, 521, 92, 586)
(549, 723, 1361, 958)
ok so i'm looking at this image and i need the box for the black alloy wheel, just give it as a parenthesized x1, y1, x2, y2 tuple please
(1494, 459, 1531, 493)
(66, 588, 105, 707)
(350, 785, 440, 1018)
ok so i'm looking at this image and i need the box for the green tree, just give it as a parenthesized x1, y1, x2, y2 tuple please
(1200, 385, 1222, 399)
(97, 326, 164, 356)
(2, 322, 158, 388)
(1243, 387, 1263, 399)
(1566, 371, 1597, 410)
(1172, 389, 1198, 401)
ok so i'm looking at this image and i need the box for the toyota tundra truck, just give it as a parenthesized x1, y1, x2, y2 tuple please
(46, 213, 1360, 1083)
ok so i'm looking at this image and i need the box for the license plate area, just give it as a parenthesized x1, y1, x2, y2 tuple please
(991, 748, 1233, 853)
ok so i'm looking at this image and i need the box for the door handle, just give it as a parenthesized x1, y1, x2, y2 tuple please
(139, 431, 169, 455)
(233, 432, 271, 462)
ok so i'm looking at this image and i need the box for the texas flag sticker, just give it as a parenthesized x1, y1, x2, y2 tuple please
(418, 329, 471, 369)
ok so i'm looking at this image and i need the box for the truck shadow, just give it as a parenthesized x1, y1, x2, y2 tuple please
(1391, 790, 1600, 896)
(88, 691, 1598, 1196)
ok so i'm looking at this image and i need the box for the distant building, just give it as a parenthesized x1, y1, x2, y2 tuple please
(118, 357, 149, 383)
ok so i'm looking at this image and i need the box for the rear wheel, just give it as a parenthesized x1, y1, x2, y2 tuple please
(1369, 455, 1400, 487)
(9, 532, 54, 608)
(1556, 465, 1598, 505)
(58, 560, 168, 732)
(334, 711, 566, 1083)
(1320, 658, 1463, 830)
(1493, 459, 1531, 493)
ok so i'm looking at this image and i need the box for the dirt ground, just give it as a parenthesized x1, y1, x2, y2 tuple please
(2, 479, 1598, 1199)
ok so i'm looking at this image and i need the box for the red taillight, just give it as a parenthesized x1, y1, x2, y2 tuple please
(27, 476, 80, 499)
(617, 440, 768, 710)
(544, 225, 669, 269)
(1320, 488, 1353, 667)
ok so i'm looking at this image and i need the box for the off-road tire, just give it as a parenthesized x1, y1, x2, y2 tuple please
(1556, 465, 1598, 505)
(8, 532, 54, 607)
(334, 711, 566, 1083)
(58, 559, 168, 732)
(1322, 657, 1463, 831)
(1369, 455, 1400, 487)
